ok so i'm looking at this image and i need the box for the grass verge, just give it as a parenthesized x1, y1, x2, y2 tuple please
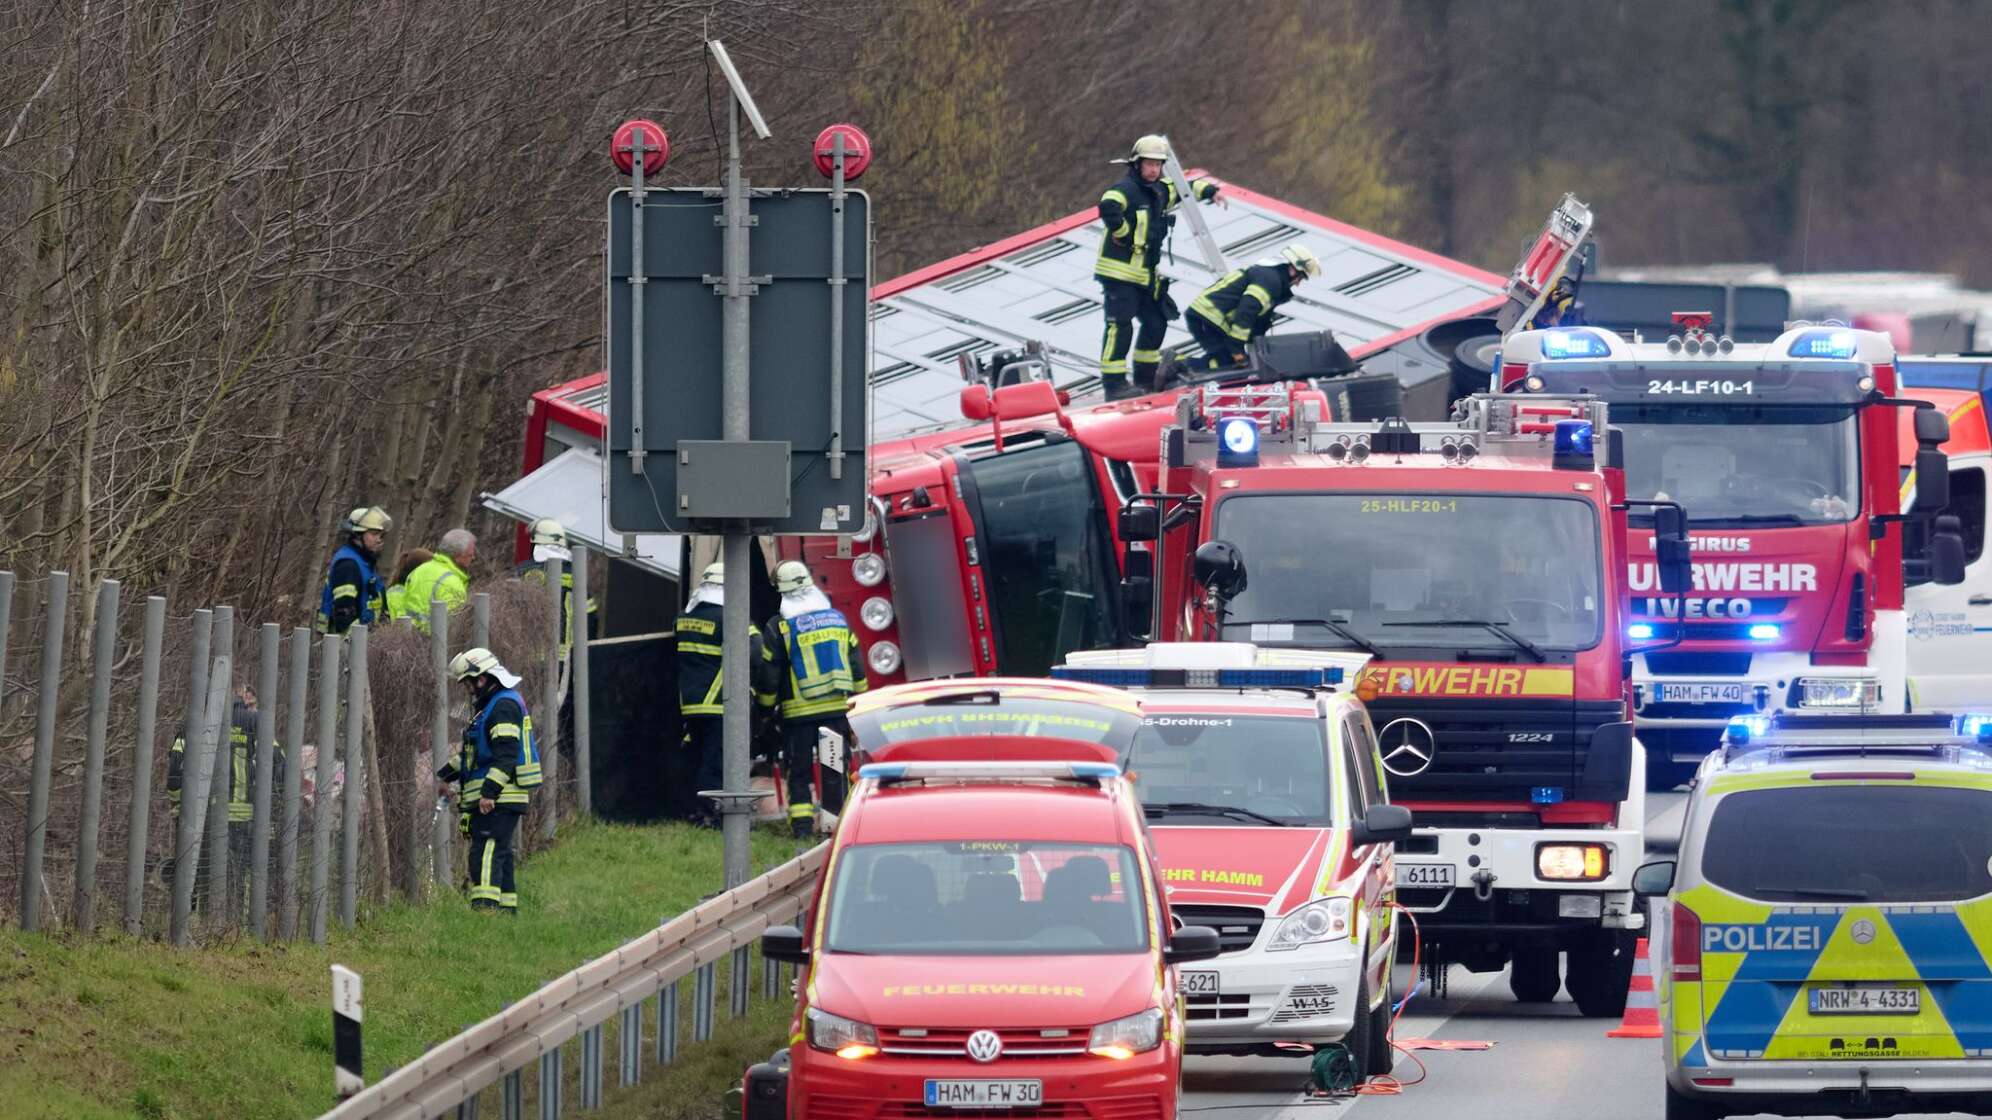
(0, 820, 802, 1120)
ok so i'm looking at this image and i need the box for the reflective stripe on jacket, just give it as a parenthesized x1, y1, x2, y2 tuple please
(1189, 262, 1293, 342)
(1094, 170, 1218, 288)
(318, 543, 384, 633)
(398, 554, 469, 632)
(766, 609, 869, 720)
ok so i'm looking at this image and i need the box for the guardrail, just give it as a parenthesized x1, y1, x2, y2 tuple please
(323, 842, 827, 1120)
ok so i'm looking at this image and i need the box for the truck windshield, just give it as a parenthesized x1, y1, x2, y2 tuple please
(962, 439, 1121, 675)
(1129, 715, 1332, 826)
(1615, 404, 1860, 525)
(1212, 493, 1603, 653)
(1702, 785, 1992, 903)
(824, 841, 1150, 955)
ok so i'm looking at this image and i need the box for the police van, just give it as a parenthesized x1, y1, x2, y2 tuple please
(1636, 712, 1992, 1120)
(1052, 643, 1410, 1075)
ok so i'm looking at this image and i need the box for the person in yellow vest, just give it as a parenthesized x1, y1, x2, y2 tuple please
(397, 529, 475, 633)
(383, 548, 434, 623)
(166, 682, 280, 918)
(761, 562, 868, 838)
(435, 648, 539, 912)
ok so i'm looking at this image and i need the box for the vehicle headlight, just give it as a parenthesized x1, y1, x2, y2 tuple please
(1536, 842, 1610, 881)
(806, 1007, 879, 1059)
(1266, 897, 1352, 951)
(1087, 1008, 1163, 1059)
(1792, 677, 1882, 710)
(851, 553, 887, 587)
(860, 596, 894, 631)
(867, 641, 901, 676)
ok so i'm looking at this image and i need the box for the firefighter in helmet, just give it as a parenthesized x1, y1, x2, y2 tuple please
(1184, 245, 1322, 370)
(676, 562, 772, 826)
(517, 518, 596, 665)
(762, 561, 868, 837)
(1095, 134, 1222, 401)
(435, 648, 540, 912)
(317, 506, 391, 635)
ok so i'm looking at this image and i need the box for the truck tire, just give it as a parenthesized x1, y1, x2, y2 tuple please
(1508, 948, 1561, 1003)
(1663, 1083, 1724, 1120)
(1567, 929, 1638, 1018)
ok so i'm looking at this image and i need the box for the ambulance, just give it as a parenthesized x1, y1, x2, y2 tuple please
(1637, 711, 1992, 1119)
(1051, 643, 1411, 1075)
(759, 678, 1222, 1120)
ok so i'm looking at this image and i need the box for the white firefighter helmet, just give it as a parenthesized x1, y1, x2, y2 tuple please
(773, 560, 815, 595)
(449, 647, 522, 689)
(529, 517, 571, 563)
(1280, 244, 1323, 280)
(1118, 134, 1171, 163)
(700, 561, 724, 585)
(343, 506, 392, 535)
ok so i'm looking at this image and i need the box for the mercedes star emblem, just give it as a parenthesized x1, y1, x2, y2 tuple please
(1851, 918, 1876, 945)
(1378, 718, 1438, 778)
(965, 1029, 1004, 1063)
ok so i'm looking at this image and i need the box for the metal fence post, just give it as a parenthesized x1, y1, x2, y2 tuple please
(168, 610, 213, 944)
(311, 633, 341, 944)
(205, 606, 235, 931)
(73, 579, 120, 931)
(0, 571, 12, 723)
(278, 627, 310, 939)
(472, 592, 490, 651)
(618, 1003, 642, 1087)
(429, 599, 451, 891)
(581, 1023, 603, 1109)
(341, 624, 368, 928)
(250, 623, 281, 937)
(572, 548, 592, 816)
(694, 961, 716, 1042)
(537, 1046, 561, 1120)
(657, 980, 678, 1065)
(124, 595, 167, 935)
(21, 570, 69, 932)
(502, 1068, 523, 1120)
(731, 945, 750, 1017)
(540, 558, 563, 841)
(172, 653, 231, 946)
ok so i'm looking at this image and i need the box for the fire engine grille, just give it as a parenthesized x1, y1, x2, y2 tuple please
(1365, 698, 1625, 802)
(878, 1025, 1092, 1059)
(1169, 904, 1264, 954)
(1184, 992, 1253, 1021)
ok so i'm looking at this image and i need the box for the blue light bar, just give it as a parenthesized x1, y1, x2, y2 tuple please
(1540, 328, 1612, 360)
(1070, 763, 1122, 779)
(1216, 416, 1259, 469)
(1789, 329, 1858, 359)
(1050, 665, 1343, 689)
(1957, 714, 1992, 740)
(1747, 623, 1781, 641)
(1724, 714, 1772, 744)
(859, 763, 908, 779)
(1626, 623, 1655, 640)
(1531, 786, 1565, 805)
(1047, 666, 1151, 687)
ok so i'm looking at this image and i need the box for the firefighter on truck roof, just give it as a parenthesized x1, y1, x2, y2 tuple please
(1185, 245, 1321, 370)
(1094, 134, 1222, 401)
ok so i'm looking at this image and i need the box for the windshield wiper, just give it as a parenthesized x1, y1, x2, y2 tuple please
(1220, 617, 1381, 657)
(1381, 618, 1548, 663)
(1702, 514, 1808, 526)
(1143, 801, 1289, 827)
(1755, 885, 1870, 901)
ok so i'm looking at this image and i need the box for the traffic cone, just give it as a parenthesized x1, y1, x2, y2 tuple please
(1606, 937, 1663, 1038)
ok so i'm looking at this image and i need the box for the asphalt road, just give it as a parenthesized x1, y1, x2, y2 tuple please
(1177, 790, 1971, 1119)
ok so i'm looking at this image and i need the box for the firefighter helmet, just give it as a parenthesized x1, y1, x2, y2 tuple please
(1119, 134, 1171, 163)
(343, 506, 392, 534)
(1280, 245, 1322, 281)
(529, 518, 567, 549)
(774, 561, 815, 594)
(449, 647, 520, 688)
(701, 561, 724, 585)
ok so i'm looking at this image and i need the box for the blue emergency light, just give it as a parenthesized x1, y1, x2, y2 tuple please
(1050, 665, 1344, 689)
(1551, 419, 1594, 470)
(1539, 329, 1612, 360)
(1626, 623, 1655, 640)
(1216, 416, 1259, 468)
(1724, 714, 1773, 744)
(1788, 329, 1859, 359)
(1531, 787, 1565, 805)
(1956, 713, 1992, 740)
(1747, 623, 1781, 641)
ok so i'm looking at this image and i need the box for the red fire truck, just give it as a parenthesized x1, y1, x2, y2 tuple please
(1502, 319, 1964, 786)
(1121, 381, 1684, 1014)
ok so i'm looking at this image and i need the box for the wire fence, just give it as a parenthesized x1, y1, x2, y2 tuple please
(0, 552, 594, 945)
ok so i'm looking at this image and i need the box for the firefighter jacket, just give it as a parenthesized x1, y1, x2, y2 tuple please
(395, 553, 469, 633)
(167, 701, 278, 823)
(318, 542, 385, 634)
(518, 563, 597, 662)
(1189, 263, 1295, 343)
(1094, 170, 1218, 290)
(437, 687, 535, 812)
(763, 608, 869, 721)
(676, 600, 773, 717)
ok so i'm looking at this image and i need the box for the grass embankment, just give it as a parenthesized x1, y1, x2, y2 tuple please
(0, 820, 801, 1120)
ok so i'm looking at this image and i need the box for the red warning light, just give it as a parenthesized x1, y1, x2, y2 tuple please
(812, 124, 873, 182)
(611, 119, 670, 177)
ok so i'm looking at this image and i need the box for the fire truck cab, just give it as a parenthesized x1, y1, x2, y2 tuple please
(1505, 319, 1965, 786)
(1128, 383, 1678, 1014)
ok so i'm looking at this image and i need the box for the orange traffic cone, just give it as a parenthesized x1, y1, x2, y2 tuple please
(1606, 937, 1663, 1038)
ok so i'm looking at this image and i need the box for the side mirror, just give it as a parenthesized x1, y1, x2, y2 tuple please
(1192, 540, 1248, 599)
(1651, 505, 1692, 596)
(1915, 403, 1951, 446)
(1162, 925, 1223, 964)
(762, 925, 810, 963)
(1119, 506, 1159, 542)
(1913, 447, 1952, 513)
(1121, 576, 1153, 639)
(1351, 803, 1414, 846)
(1631, 859, 1676, 897)
(1930, 515, 1968, 586)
